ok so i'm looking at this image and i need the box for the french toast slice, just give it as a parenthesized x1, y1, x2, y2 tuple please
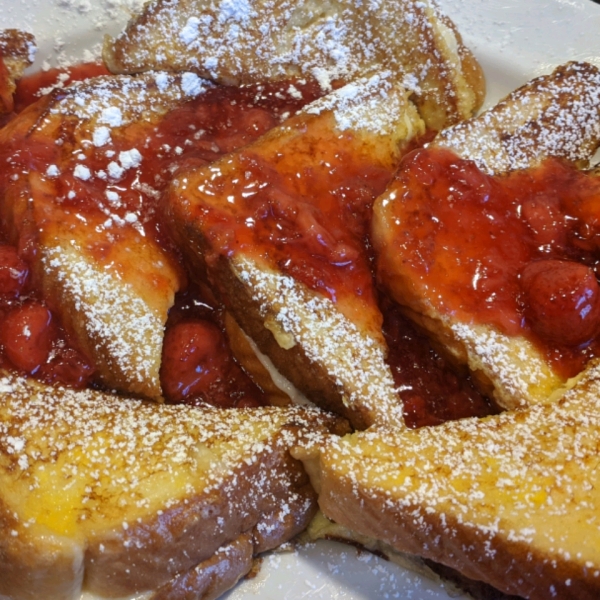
(0, 72, 215, 399)
(102, 0, 485, 130)
(0, 369, 346, 600)
(167, 73, 425, 429)
(372, 62, 600, 410)
(0, 29, 35, 115)
(306, 358, 600, 600)
(433, 61, 600, 174)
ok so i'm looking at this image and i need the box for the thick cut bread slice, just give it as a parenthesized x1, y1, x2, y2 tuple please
(167, 74, 424, 430)
(0, 370, 346, 600)
(102, 0, 484, 130)
(0, 29, 35, 114)
(373, 62, 600, 410)
(434, 61, 600, 174)
(0, 72, 215, 399)
(308, 359, 600, 600)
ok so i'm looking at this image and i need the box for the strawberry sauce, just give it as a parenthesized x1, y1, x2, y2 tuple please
(14, 62, 111, 112)
(381, 147, 600, 379)
(3, 69, 575, 425)
(0, 74, 323, 404)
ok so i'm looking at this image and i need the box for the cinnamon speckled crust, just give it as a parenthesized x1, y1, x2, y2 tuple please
(102, 0, 484, 130)
(167, 75, 424, 430)
(0, 72, 213, 399)
(316, 360, 600, 600)
(0, 371, 346, 600)
(373, 62, 600, 410)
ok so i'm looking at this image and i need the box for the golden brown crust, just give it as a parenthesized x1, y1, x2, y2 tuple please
(434, 61, 600, 173)
(217, 256, 367, 425)
(438, 15, 486, 117)
(0, 29, 36, 114)
(0, 498, 83, 600)
(0, 29, 35, 76)
(0, 73, 215, 399)
(167, 76, 421, 430)
(320, 473, 597, 599)
(0, 371, 345, 599)
(83, 439, 316, 597)
(150, 534, 254, 600)
(316, 360, 600, 600)
(103, 0, 484, 129)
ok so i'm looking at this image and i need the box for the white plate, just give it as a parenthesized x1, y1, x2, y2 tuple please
(3, 1, 600, 599)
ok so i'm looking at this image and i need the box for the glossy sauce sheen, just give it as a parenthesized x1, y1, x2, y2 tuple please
(382, 297, 499, 428)
(177, 112, 394, 338)
(173, 115, 501, 426)
(0, 238, 95, 387)
(384, 147, 600, 378)
(0, 71, 322, 405)
(1, 70, 501, 425)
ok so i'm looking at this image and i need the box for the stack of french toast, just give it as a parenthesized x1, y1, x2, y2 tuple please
(1, 1, 600, 599)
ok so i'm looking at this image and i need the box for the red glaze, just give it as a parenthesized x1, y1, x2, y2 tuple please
(382, 147, 600, 377)
(178, 113, 396, 335)
(162, 282, 266, 408)
(161, 321, 228, 400)
(382, 298, 500, 428)
(37, 346, 95, 389)
(520, 259, 600, 346)
(1, 302, 54, 373)
(0, 79, 322, 398)
(161, 320, 263, 408)
(0, 74, 528, 424)
(0, 245, 28, 296)
(151, 79, 324, 181)
(2, 79, 324, 267)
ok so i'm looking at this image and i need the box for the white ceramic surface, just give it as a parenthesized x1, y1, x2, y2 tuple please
(3, 1, 600, 598)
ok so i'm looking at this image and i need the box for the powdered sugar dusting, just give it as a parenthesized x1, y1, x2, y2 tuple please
(5, 72, 214, 398)
(380, 62, 600, 411)
(42, 244, 164, 395)
(451, 321, 564, 410)
(0, 369, 339, 596)
(321, 359, 600, 597)
(435, 62, 600, 174)
(48, 71, 213, 125)
(235, 256, 404, 429)
(103, 0, 482, 128)
(302, 71, 419, 136)
(0, 369, 334, 498)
